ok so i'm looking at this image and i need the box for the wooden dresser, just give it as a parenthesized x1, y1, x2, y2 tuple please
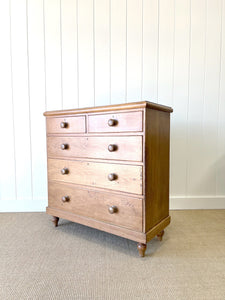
(44, 101, 173, 257)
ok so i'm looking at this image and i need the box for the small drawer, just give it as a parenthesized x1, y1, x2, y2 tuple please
(48, 181, 142, 231)
(46, 116, 85, 134)
(48, 158, 143, 195)
(47, 136, 143, 162)
(88, 111, 143, 133)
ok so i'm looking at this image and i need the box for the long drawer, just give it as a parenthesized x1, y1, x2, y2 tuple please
(88, 111, 143, 133)
(48, 158, 143, 195)
(47, 136, 142, 162)
(48, 181, 142, 231)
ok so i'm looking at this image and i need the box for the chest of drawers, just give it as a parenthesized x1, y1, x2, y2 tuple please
(44, 101, 173, 257)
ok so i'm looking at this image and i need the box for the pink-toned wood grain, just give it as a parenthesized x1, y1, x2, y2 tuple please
(47, 135, 142, 162)
(46, 116, 86, 134)
(88, 111, 143, 133)
(48, 181, 142, 231)
(48, 158, 143, 195)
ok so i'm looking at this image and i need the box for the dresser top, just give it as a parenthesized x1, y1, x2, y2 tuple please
(43, 101, 173, 117)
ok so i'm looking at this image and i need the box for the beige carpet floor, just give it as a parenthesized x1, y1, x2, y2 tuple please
(0, 210, 225, 300)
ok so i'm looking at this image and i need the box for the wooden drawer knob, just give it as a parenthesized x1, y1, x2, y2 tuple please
(61, 143, 68, 150)
(108, 205, 118, 214)
(61, 168, 69, 175)
(61, 196, 70, 202)
(108, 119, 117, 126)
(60, 121, 68, 128)
(108, 173, 117, 181)
(108, 144, 117, 152)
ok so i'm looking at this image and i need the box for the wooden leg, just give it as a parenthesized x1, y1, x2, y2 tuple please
(52, 216, 59, 227)
(156, 230, 164, 241)
(137, 243, 147, 257)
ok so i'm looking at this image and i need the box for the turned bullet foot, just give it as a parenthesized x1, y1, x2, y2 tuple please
(137, 243, 147, 257)
(157, 230, 164, 241)
(52, 216, 59, 227)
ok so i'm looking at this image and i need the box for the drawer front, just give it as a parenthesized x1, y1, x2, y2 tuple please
(46, 116, 86, 134)
(88, 111, 143, 133)
(47, 136, 143, 162)
(48, 159, 143, 195)
(48, 181, 142, 231)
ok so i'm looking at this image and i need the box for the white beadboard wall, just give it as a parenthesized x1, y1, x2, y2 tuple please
(0, 0, 225, 212)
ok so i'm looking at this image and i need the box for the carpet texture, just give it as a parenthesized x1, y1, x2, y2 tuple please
(0, 210, 225, 300)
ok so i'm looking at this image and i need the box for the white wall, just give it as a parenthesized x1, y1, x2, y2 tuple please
(0, 0, 225, 212)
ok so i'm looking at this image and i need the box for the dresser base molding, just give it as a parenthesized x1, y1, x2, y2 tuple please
(47, 207, 170, 256)
(146, 216, 170, 243)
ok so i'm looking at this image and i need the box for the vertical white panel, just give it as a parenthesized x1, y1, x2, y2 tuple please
(1, 0, 225, 212)
(94, 0, 110, 106)
(27, 0, 47, 210)
(170, 0, 190, 196)
(10, 0, 32, 205)
(202, 0, 222, 195)
(44, 0, 62, 110)
(142, 0, 159, 102)
(110, 0, 126, 104)
(217, 0, 225, 195)
(0, 0, 16, 210)
(157, 0, 175, 106)
(61, 0, 79, 109)
(187, 0, 206, 195)
(126, 0, 142, 101)
(77, 0, 94, 108)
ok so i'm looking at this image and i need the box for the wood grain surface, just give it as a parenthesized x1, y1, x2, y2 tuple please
(144, 108, 170, 232)
(48, 158, 143, 194)
(47, 135, 142, 161)
(48, 181, 142, 231)
(88, 111, 143, 132)
(46, 116, 86, 134)
(43, 101, 173, 116)
(46, 206, 147, 243)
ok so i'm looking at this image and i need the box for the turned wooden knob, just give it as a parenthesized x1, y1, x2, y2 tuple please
(108, 144, 117, 152)
(108, 205, 118, 214)
(61, 168, 69, 175)
(60, 121, 68, 128)
(108, 173, 117, 181)
(108, 119, 117, 126)
(61, 143, 68, 150)
(61, 196, 70, 202)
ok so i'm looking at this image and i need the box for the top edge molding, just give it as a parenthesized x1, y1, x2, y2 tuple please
(43, 101, 173, 116)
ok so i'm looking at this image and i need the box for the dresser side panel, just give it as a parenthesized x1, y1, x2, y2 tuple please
(145, 108, 171, 232)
